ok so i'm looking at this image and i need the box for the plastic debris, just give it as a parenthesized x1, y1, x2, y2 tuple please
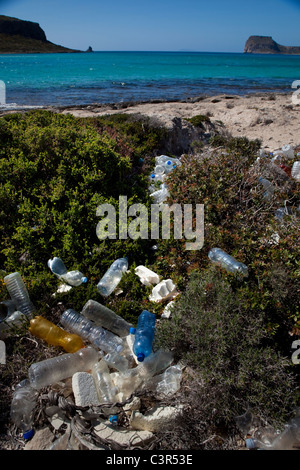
(97, 257, 128, 297)
(208, 248, 248, 277)
(81, 299, 133, 337)
(4, 272, 36, 317)
(134, 265, 160, 287)
(132, 310, 156, 362)
(48, 257, 87, 286)
(149, 279, 179, 302)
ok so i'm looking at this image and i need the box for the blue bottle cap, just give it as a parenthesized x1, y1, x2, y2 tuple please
(129, 327, 136, 334)
(81, 277, 88, 283)
(109, 415, 118, 424)
(137, 352, 145, 362)
(23, 429, 35, 440)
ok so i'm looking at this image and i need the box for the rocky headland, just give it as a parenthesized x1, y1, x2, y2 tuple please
(244, 35, 300, 54)
(0, 15, 81, 53)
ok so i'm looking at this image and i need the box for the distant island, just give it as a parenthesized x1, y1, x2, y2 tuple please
(244, 35, 300, 54)
(0, 15, 82, 53)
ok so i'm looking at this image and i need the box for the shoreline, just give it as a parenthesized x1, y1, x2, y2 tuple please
(1, 91, 299, 150)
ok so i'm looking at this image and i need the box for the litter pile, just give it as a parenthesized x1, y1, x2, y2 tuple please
(1, 145, 300, 450)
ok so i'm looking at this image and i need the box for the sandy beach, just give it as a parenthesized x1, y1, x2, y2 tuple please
(57, 92, 300, 151)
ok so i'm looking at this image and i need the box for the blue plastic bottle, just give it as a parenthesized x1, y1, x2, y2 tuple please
(132, 310, 156, 362)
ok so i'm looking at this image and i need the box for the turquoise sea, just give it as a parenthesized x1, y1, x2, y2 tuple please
(0, 51, 300, 108)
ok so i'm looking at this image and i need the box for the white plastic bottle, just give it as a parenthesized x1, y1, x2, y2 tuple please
(60, 308, 124, 354)
(81, 299, 133, 337)
(28, 347, 100, 389)
(48, 257, 87, 286)
(10, 379, 39, 439)
(208, 248, 248, 277)
(291, 161, 300, 182)
(4, 272, 36, 317)
(97, 257, 128, 297)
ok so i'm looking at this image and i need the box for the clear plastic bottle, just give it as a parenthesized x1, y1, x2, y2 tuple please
(258, 176, 274, 200)
(60, 308, 124, 354)
(48, 257, 87, 286)
(291, 161, 300, 182)
(10, 379, 39, 439)
(150, 184, 170, 204)
(81, 299, 133, 337)
(132, 310, 156, 362)
(208, 248, 248, 277)
(28, 347, 100, 389)
(246, 417, 300, 450)
(4, 272, 36, 317)
(113, 349, 173, 398)
(103, 351, 129, 373)
(29, 315, 85, 353)
(0, 299, 16, 320)
(97, 257, 128, 297)
(91, 359, 119, 404)
(0, 311, 27, 338)
(151, 364, 182, 397)
(282, 144, 294, 159)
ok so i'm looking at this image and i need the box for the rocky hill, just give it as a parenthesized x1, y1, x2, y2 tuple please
(0, 15, 81, 53)
(244, 35, 300, 54)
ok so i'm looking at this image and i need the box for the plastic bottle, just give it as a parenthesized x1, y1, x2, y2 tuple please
(0, 299, 16, 320)
(10, 379, 39, 440)
(113, 349, 174, 398)
(81, 299, 133, 337)
(258, 177, 274, 200)
(91, 359, 119, 404)
(60, 308, 124, 354)
(282, 144, 294, 159)
(246, 416, 300, 450)
(291, 161, 300, 182)
(28, 347, 100, 389)
(132, 310, 156, 362)
(4, 272, 36, 317)
(150, 184, 170, 204)
(0, 311, 27, 338)
(48, 257, 87, 286)
(29, 315, 85, 353)
(103, 351, 129, 373)
(153, 364, 182, 397)
(208, 248, 248, 277)
(97, 257, 128, 297)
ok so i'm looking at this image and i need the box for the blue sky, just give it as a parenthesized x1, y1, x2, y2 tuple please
(0, 0, 300, 52)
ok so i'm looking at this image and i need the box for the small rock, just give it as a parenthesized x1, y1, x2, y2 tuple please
(72, 372, 100, 407)
(24, 427, 54, 450)
(130, 404, 183, 432)
(93, 419, 154, 448)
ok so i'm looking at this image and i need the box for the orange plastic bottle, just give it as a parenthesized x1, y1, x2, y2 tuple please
(29, 315, 85, 353)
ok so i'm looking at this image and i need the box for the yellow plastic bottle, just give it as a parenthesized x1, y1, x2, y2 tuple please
(29, 315, 85, 353)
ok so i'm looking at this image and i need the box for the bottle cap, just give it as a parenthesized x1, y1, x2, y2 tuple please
(81, 277, 88, 283)
(137, 352, 145, 362)
(129, 327, 136, 334)
(109, 415, 118, 424)
(23, 429, 35, 440)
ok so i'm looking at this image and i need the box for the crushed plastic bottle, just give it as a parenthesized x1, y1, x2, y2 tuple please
(103, 351, 129, 373)
(258, 177, 274, 200)
(60, 308, 124, 354)
(28, 347, 100, 389)
(48, 257, 87, 286)
(10, 379, 39, 440)
(246, 415, 300, 450)
(281, 144, 294, 159)
(148, 364, 182, 397)
(150, 184, 170, 204)
(113, 349, 174, 399)
(132, 310, 156, 362)
(291, 161, 300, 182)
(208, 248, 248, 277)
(81, 299, 133, 337)
(97, 257, 128, 297)
(4, 272, 36, 317)
(29, 315, 85, 353)
(92, 359, 119, 404)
